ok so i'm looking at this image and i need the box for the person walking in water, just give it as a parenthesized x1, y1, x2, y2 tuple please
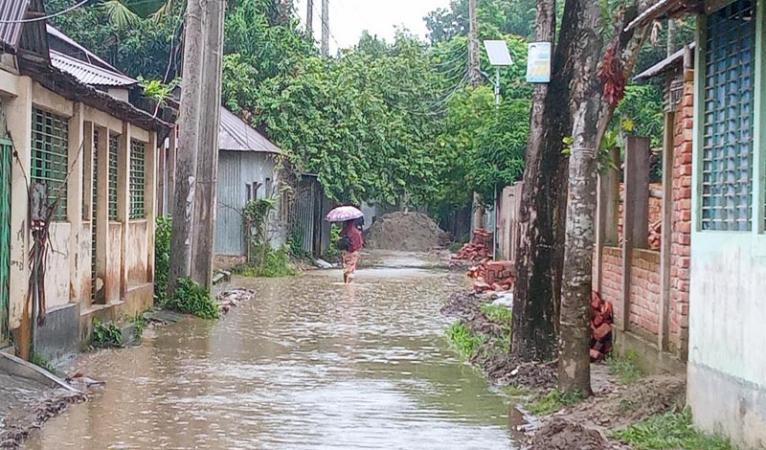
(340, 218, 364, 284)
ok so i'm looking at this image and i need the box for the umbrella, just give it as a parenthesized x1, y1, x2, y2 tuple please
(326, 206, 363, 222)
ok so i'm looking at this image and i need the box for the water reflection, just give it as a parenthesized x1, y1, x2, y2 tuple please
(25, 264, 515, 450)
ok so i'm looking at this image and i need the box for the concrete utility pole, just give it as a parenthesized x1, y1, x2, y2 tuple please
(307, 0, 314, 41)
(168, 0, 205, 294)
(191, 0, 226, 289)
(468, 0, 481, 87)
(468, 0, 484, 229)
(321, 0, 330, 57)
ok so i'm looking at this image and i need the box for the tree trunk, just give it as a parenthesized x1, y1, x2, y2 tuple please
(511, 0, 579, 362)
(168, 0, 204, 294)
(558, 0, 650, 394)
(191, 0, 226, 289)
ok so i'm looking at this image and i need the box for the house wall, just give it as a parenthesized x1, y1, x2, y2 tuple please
(0, 68, 157, 361)
(215, 151, 284, 259)
(686, 5, 766, 448)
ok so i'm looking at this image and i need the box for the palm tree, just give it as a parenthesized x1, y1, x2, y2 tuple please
(100, 0, 174, 29)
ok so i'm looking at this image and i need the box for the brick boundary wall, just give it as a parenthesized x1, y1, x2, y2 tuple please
(668, 73, 694, 358)
(594, 73, 694, 359)
(629, 249, 661, 340)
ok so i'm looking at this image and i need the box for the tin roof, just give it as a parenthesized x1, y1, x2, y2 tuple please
(0, 0, 31, 49)
(50, 50, 137, 87)
(626, 0, 702, 31)
(46, 24, 116, 71)
(634, 43, 695, 81)
(219, 107, 282, 154)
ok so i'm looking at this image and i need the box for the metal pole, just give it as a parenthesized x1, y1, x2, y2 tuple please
(495, 66, 501, 106)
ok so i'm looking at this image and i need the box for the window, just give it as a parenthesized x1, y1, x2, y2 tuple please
(31, 108, 69, 221)
(701, 0, 756, 231)
(130, 140, 146, 219)
(108, 134, 119, 220)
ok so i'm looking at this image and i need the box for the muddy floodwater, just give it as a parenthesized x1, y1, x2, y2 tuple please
(25, 259, 518, 449)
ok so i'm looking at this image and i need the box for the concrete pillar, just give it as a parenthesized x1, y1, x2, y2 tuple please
(94, 126, 109, 305)
(166, 126, 177, 217)
(7, 76, 32, 334)
(595, 147, 620, 293)
(146, 132, 157, 283)
(659, 111, 675, 352)
(67, 103, 84, 303)
(118, 123, 131, 299)
(621, 136, 651, 330)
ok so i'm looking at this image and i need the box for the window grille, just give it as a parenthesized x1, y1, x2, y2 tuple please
(108, 134, 119, 220)
(31, 108, 69, 221)
(701, 0, 756, 231)
(130, 140, 146, 219)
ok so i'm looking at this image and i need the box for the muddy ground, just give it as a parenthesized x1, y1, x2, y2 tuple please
(0, 389, 86, 449)
(441, 290, 687, 450)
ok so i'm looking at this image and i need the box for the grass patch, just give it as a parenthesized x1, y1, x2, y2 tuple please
(91, 320, 123, 348)
(30, 352, 56, 372)
(165, 277, 220, 319)
(448, 241, 465, 253)
(612, 409, 734, 450)
(235, 247, 296, 278)
(446, 322, 484, 359)
(502, 385, 531, 398)
(527, 389, 585, 416)
(132, 313, 147, 340)
(607, 350, 643, 384)
(480, 303, 513, 326)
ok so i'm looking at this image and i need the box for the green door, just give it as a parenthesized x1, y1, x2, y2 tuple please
(0, 138, 11, 344)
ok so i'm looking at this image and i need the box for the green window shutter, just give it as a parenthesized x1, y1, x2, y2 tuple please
(30, 108, 69, 221)
(701, 0, 756, 231)
(108, 134, 119, 220)
(129, 140, 146, 219)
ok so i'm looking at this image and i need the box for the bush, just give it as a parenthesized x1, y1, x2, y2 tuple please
(91, 320, 123, 348)
(446, 321, 484, 359)
(165, 277, 220, 319)
(154, 216, 172, 305)
(237, 246, 296, 278)
(324, 224, 341, 261)
(287, 228, 307, 257)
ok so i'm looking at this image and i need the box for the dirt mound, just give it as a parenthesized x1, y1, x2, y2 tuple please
(365, 212, 449, 251)
(530, 418, 614, 450)
(558, 375, 685, 429)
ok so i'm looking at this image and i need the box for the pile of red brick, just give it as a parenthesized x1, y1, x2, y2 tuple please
(452, 228, 492, 262)
(468, 260, 515, 293)
(590, 291, 614, 361)
(648, 220, 661, 250)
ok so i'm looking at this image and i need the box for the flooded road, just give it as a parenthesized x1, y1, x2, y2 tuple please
(26, 257, 517, 449)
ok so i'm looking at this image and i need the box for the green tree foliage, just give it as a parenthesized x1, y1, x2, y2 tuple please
(47, 0, 183, 79)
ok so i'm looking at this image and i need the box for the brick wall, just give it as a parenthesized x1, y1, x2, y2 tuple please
(629, 249, 661, 339)
(600, 246, 623, 326)
(594, 73, 694, 360)
(668, 72, 693, 357)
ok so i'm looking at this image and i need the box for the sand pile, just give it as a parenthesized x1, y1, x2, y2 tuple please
(365, 212, 449, 251)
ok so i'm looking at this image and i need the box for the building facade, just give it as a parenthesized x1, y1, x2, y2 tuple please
(0, 1, 169, 361)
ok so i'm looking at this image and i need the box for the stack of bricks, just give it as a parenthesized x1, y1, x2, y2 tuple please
(468, 260, 514, 293)
(452, 228, 492, 262)
(668, 71, 693, 357)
